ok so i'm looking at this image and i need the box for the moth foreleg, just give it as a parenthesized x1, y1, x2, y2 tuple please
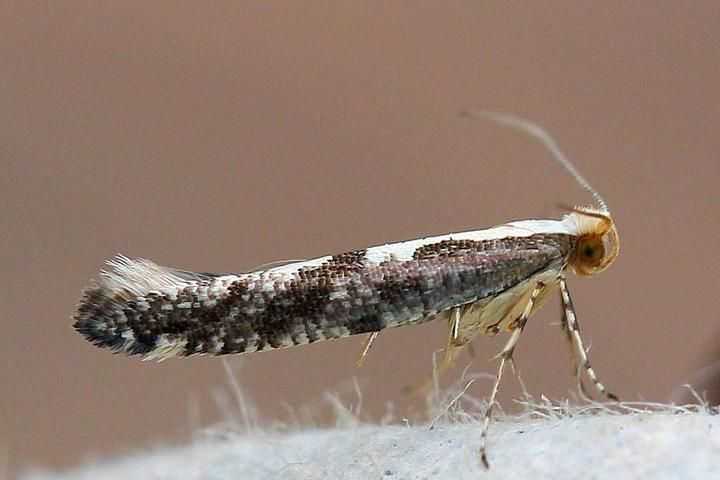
(480, 281, 545, 469)
(559, 277, 618, 401)
(355, 332, 380, 367)
(558, 289, 586, 395)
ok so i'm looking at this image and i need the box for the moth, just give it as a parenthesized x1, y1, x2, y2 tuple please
(74, 112, 619, 468)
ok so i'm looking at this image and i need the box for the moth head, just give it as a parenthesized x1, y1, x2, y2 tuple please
(567, 206, 619, 276)
(466, 110, 619, 276)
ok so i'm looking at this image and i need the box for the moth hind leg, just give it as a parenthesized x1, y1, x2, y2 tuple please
(403, 307, 469, 397)
(355, 331, 380, 367)
(443, 306, 465, 366)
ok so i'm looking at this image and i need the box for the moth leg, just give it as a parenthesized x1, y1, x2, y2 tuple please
(559, 277, 618, 401)
(479, 281, 544, 469)
(558, 287, 592, 400)
(433, 307, 471, 387)
(444, 306, 462, 363)
(404, 307, 465, 396)
(506, 354, 530, 398)
(355, 332, 380, 367)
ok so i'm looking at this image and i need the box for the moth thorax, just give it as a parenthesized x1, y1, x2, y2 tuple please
(568, 207, 620, 276)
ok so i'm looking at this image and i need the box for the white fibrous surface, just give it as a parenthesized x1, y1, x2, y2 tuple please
(21, 401, 720, 480)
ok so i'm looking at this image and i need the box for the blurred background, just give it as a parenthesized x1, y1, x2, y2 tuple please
(2, 1, 719, 477)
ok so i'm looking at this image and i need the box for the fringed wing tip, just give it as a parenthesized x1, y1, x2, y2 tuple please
(72, 254, 183, 359)
(73, 254, 223, 360)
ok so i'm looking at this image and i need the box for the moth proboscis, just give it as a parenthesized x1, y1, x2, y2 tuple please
(73, 111, 620, 469)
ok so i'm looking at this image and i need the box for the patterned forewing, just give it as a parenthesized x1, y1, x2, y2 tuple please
(74, 234, 574, 358)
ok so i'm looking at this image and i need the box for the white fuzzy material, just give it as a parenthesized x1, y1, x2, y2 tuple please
(21, 404, 719, 480)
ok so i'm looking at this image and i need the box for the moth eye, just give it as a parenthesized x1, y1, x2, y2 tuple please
(573, 236, 606, 274)
(583, 244, 599, 260)
(586, 238, 604, 258)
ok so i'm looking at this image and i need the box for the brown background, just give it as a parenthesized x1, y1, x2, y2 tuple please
(2, 1, 719, 477)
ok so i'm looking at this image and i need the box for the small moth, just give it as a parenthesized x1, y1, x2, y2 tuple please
(74, 112, 619, 468)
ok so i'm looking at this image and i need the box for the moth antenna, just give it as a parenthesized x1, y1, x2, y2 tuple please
(461, 110, 609, 213)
